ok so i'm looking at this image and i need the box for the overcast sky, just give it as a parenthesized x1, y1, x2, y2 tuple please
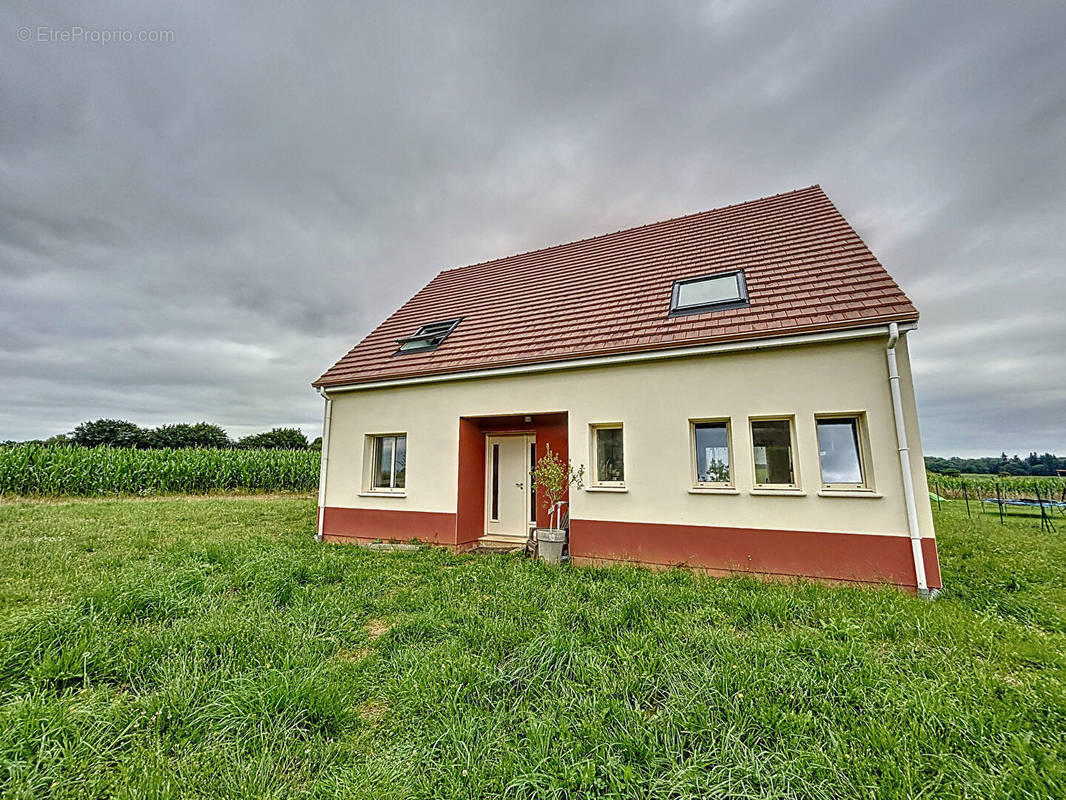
(2, 1, 1064, 456)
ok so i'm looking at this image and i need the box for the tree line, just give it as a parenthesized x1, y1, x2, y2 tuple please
(4, 419, 321, 451)
(925, 452, 1065, 477)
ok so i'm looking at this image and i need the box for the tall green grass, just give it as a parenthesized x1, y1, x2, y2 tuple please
(0, 444, 319, 496)
(0, 497, 1062, 798)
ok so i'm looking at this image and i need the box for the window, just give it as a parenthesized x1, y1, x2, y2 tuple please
(692, 420, 732, 486)
(670, 270, 748, 316)
(394, 318, 461, 354)
(371, 434, 406, 490)
(490, 443, 500, 520)
(591, 424, 625, 485)
(750, 419, 796, 487)
(530, 441, 537, 524)
(817, 416, 867, 488)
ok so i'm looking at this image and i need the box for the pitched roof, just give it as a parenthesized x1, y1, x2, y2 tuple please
(314, 185, 918, 388)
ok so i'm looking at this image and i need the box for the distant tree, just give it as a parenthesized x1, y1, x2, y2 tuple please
(146, 424, 198, 449)
(71, 419, 146, 448)
(1000, 456, 1030, 476)
(146, 422, 231, 449)
(924, 457, 949, 473)
(927, 452, 1064, 476)
(311, 436, 323, 450)
(238, 427, 309, 450)
(189, 422, 233, 448)
(43, 434, 71, 446)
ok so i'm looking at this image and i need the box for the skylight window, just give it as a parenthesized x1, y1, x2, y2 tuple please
(669, 270, 748, 316)
(394, 318, 462, 354)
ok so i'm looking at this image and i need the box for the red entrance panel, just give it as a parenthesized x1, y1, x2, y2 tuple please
(456, 412, 568, 546)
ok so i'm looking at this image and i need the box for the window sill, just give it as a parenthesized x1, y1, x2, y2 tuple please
(585, 486, 628, 493)
(817, 489, 883, 499)
(749, 488, 807, 497)
(358, 491, 407, 498)
(689, 487, 739, 495)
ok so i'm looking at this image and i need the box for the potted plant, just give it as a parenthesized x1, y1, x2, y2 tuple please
(531, 445, 584, 565)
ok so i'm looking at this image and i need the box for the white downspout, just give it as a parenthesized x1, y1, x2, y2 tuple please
(315, 387, 333, 543)
(886, 322, 929, 597)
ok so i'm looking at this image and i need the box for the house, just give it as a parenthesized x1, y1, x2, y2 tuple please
(312, 186, 941, 594)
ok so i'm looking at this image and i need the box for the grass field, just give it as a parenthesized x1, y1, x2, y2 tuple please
(0, 497, 1063, 798)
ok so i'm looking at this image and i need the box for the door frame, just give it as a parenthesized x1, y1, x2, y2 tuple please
(483, 433, 536, 537)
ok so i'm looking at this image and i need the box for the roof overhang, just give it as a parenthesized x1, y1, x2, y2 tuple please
(316, 321, 918, 395)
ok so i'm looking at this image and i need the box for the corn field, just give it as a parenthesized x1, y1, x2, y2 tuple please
(928, 473, 1066, 502)
(0, 444, 320, 497)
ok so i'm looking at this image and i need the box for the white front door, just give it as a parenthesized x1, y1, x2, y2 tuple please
(485, 434, 535, 538)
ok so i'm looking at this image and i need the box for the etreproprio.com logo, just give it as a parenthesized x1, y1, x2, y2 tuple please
(17, 26, 175, 43)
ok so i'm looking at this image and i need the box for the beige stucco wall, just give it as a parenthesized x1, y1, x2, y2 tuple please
(321, 333, 935, 539)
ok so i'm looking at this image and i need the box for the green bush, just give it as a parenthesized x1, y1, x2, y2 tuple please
(146, 423, 233, 449)
(237, 428, 309, 450)
(71, 419, 147, 448)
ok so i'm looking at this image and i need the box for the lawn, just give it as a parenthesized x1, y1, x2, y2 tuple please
(0, 497, 1063, 799)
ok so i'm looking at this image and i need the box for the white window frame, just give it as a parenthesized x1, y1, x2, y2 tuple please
(815, 413, 873, 491)
(589, 423, 626, 488)
(689, 418, 734, 489)
(364, 433, 407, 493)
(749, 416, 799, 490)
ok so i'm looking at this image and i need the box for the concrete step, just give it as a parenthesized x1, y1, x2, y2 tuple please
(472, 535, 528, 555)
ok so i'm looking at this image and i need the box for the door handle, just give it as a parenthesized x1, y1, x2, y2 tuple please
(515, 482, 524, 489)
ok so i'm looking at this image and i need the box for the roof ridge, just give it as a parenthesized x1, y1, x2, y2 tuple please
(438, 185, 823, 276)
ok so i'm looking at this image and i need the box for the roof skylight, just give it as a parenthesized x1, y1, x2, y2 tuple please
(669, 270, 748, 316)
(394, 318, 462, 354)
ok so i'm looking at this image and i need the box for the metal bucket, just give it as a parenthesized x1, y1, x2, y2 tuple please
(535, 527, 566, 565)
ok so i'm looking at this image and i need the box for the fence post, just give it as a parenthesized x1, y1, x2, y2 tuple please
(996, 482, 1004, 525)
(1036, 485, 1055, 533)
(963, 480, 971, 518)
(933, 479, 941, 511)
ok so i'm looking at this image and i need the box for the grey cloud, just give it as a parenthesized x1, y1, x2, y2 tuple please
(1, 0, 1064, 456)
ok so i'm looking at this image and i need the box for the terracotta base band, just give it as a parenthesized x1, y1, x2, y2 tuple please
(319, 507, 942, 589)
(570, 518, 941, 589)
(321, 506, 457, 545)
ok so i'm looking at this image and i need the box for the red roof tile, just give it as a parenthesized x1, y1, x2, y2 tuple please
(314, 186, 918, 387)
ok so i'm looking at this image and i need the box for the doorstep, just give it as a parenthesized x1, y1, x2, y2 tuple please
(471, 534, 527, 554)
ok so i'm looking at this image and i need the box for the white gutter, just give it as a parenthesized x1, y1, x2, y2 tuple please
(885, 322, 930, 598)
(320, 322, 917, 393)
(315, 387, 333, 542)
